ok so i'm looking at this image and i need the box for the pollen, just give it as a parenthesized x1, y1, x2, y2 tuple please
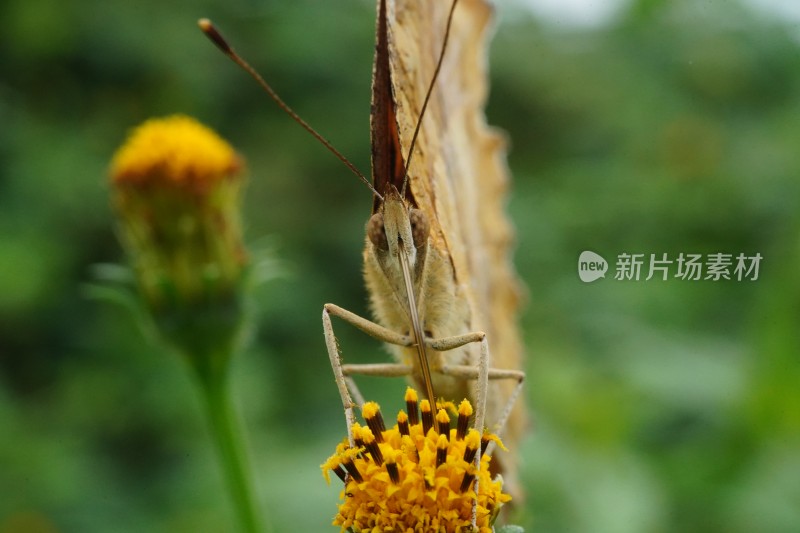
(420, 399, 434, 435)
(110, 115, 242, 191)
(361, 401, 386, 442)
(435, 434, 448, 467)
(321, 388, 511, 533)
(457, 399, 473, 440)
(405, 387, 419, 425)
(397, 410, 410, 436)
(436, 408, 451, 440)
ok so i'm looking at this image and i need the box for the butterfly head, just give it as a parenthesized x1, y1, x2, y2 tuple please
(367, 188, 429, 271)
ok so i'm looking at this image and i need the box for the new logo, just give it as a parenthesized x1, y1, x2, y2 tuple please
(578, 250, 608, 283)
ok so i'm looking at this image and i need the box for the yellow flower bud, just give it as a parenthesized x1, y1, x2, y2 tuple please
(109, 115, 248, 365)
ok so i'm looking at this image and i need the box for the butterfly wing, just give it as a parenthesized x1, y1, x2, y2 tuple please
(370, 0, 407, 209)
(386, 0, 526, 474)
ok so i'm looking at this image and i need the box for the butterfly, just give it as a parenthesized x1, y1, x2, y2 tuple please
(201, 0, 526, 497)
(354, 0, 527, 493)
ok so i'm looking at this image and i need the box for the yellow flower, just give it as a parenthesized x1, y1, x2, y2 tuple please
(110, 115, 246, 307)
(321, 388, 511, 533)
(110, 115, 242, 191)
(109, 115, 248, 363)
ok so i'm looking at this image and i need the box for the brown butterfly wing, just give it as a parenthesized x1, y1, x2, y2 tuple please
(386, 0, 526, 479)
(370, 0, 407, 211)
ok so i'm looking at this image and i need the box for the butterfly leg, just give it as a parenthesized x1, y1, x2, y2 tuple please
(427, 332, 526, 527)
(410, 332, 487, 530)
(323, 303, 414, 445)
(428, 331, 524, 442)
(323, 308, 520, 529)
(438, 362, 525, 451)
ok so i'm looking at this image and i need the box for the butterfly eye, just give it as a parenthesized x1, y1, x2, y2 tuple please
(367, 212, 389, 251)
(409, 208, 429, 249)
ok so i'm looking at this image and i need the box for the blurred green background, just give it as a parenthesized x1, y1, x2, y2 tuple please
(2, 0, 799, 531)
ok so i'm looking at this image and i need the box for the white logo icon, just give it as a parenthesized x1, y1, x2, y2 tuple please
(578, 251, 608, 282)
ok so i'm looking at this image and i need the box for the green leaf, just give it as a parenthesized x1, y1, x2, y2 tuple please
(497, 526, 525, 533)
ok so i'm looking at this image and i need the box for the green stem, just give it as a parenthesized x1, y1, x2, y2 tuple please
(195, 364, 266, 533)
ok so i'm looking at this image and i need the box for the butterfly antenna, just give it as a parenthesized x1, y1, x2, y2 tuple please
(198, 18, 383, 201)
(399, 0, 458, 198)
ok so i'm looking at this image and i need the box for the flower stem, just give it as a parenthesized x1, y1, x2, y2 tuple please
(195, 363, 266, 533)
